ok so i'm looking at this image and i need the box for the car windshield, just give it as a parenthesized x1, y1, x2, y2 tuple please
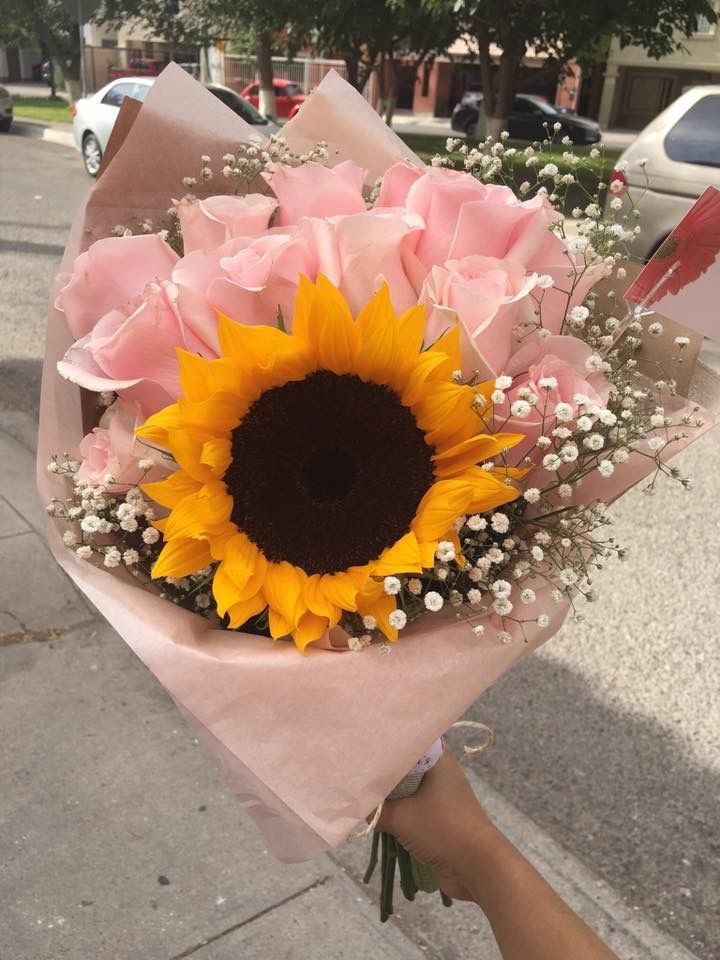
(208, 86, 268, 124)
(520, 97, 556, 115)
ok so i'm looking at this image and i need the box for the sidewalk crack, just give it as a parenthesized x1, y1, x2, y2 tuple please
(168, 875, 331, 959)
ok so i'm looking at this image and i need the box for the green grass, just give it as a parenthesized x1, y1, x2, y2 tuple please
(398, 132, 619, 174)
(397, 132, 621, 208)
(12, 96, 73, 124)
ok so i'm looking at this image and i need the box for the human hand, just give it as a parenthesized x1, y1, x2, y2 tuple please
(376, 747, 498, 900)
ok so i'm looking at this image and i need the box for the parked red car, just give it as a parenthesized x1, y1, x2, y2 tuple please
(110, 59, 164, 81)
(239, 78, 306, 118)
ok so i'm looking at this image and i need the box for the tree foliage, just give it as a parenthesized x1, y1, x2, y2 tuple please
(428, 0, 718, 133)
(0, 0, 102, 92)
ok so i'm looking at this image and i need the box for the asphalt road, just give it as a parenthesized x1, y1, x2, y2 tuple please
(1, 131, 718, 958)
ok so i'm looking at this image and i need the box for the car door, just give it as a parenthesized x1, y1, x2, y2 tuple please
(508, 97, 544, 141)
(245, 83, 260, 109)
(94, 81, 139, 150)
(273, 81, 291, 117)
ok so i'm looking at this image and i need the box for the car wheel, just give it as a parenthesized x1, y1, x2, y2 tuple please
(82, 132, 102, 177)
(0, 117, 11, 133)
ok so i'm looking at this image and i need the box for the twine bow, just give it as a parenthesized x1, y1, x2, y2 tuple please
(355, 721, 494, 838)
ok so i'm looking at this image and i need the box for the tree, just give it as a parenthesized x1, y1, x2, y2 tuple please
(96, 0, 304, 119)
(428, 0, 718, 137)
(310, 0, 457, 124)
(0, 0, 101, 101)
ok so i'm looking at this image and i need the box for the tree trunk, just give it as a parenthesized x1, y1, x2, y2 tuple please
(491, 52, 518, 133)
(475, 47, 519, 139)
(256, 30, 276, 120)
(585, 61, 606, 120)
(380, 55, 401, 126)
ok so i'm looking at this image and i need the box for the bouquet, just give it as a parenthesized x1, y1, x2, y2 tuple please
(39, 65, 720, 919)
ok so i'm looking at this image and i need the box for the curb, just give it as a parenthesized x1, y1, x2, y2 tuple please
(12, 117, 75, 149)
(470, 769, 702, 960)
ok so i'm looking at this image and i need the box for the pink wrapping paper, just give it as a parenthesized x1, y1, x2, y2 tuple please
(38, 65, 719, 862)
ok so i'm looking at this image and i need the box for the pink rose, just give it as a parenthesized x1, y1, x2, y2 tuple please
(374, 163, 599, 334)
(375, 159, 425, 208)
(176, 194, 278, 253)
(332, 208, 423, 313)
(268, 160, 367, 226)
(58, 279, 215, 415)
(422, 255, 538, 376)
(501, 336, 612, 462)
(76, 398, 167, 490)
(174, 222, 333, 340)
(56, 234, 178, 339)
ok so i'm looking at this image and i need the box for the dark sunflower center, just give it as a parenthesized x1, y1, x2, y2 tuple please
(301, 446, 357, 503)
(225, 370, 435, 575)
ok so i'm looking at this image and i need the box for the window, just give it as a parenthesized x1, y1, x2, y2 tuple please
(209, 86, 265, 123)
(101, 82, 136, 107)
(248, 84, 259, 96)
(131, 83, 150, 103)
(665, 95, 720, 166)
(693, 14, 715, 35)
(512, 97, 540, 115)
(284, 82, 301, 97)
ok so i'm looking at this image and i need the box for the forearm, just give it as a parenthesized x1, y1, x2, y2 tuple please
(458, 827, 621, 960)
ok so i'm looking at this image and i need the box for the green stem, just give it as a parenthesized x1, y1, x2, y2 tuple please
(363, 829, 380, 884)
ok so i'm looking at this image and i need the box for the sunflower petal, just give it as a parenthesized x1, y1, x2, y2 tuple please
(263, 561, 306, 636)
(354, 283, 399, 384)
(293, 611, 330, 652)
(412, 478, 475, 542)
(319, 568, 369, 611)
(151, 537, 212, 579)
(432, 432, 526, 477)
(269, 609, 293, 639)
(290, 274, 316, 342)
(308, 274, 360, 374)
(465, 467, 521, 512)
(163, 484, 232, 540)
(304, 574, 341, 622)
(397, 303, 426, 356)
(226, 592, 266, 630)
(142, 471, 202, 509)
(200, 437, 232, 477)
(372, 531, 423, 577)
(356, 585, 399, 642)
(136, 404, 182, 447)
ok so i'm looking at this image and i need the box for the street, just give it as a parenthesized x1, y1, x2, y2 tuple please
(1, 130, 718, 960)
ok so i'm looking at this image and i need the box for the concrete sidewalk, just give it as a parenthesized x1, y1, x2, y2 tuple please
(1, 418, 705, 960)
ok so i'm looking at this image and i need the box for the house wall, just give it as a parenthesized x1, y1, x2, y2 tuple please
(600, 24, 720, 129)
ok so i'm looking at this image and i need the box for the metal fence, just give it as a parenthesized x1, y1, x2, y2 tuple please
(224, 55, 376, 102)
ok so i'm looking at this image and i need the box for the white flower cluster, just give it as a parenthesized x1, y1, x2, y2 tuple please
(47, 456, 218, 618)
(185, 135, 330, 197)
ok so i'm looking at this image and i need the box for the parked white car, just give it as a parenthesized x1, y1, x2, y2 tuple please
(607, 85, 720, 260)
(72, 76, 279, 176)
(0, 85, 13, 132)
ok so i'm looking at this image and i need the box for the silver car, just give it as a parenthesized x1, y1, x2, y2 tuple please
(0, 85, 13, 132)
(609, 85, 720, 260)
(73, 76, 279, 176)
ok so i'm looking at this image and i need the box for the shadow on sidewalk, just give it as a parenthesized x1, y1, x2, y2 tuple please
(459, 654, 719, 959)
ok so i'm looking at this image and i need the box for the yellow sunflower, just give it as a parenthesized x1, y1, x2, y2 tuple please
(138, 276, 524, 651)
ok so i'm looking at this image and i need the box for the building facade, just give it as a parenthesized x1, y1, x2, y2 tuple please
(599, 16, 720, 129)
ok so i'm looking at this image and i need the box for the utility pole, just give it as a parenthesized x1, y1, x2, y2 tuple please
(77, 0, 86, 97)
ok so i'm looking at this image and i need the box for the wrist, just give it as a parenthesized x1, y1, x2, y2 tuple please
(453, 819, 507, 885)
